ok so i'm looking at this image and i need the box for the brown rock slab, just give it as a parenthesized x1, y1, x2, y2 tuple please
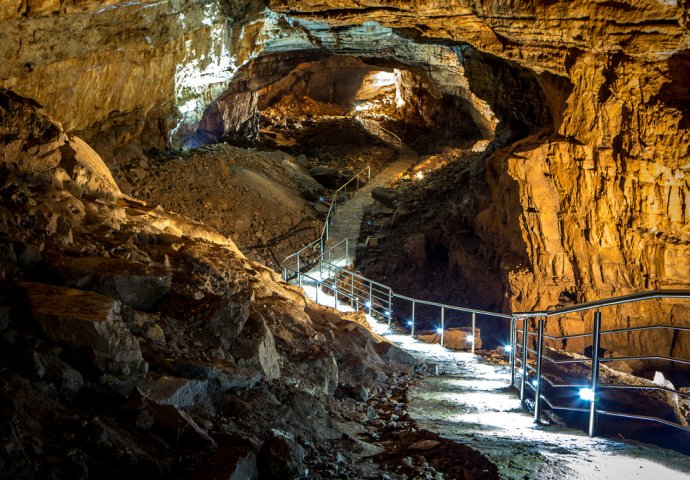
(22, 282, 147, 378)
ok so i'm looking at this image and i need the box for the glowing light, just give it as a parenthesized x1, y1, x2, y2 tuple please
(579, 388, 595, 401)
(384, 310, 391, 317)
(436, 327, 444, 335)
(364, 301, 372, 308)
(466, 335, 475, 344)
(531, 379, 539, 388)
(407, 320, 414, 326)
(504, 345, 512, 353)
(354, 104, 367, 112)
(371, 71, 396, 86)
(415, 172, 424, 180)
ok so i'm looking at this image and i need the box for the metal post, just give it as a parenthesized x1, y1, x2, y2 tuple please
(388, 289, 393, 326)
(534, 317, 545, 423)
(368, 283, 373, 315)
(411, 301, 415, 337)
(589, 310, 602, 437)
(297, 256, 301, 287)
(440, 307, 445, 347)
(315, 281, 319, 304)
(509, 316, 516, 388)
(471, 312, 476, 355)
(520, 317, 529, 402)
(368, 166, 371, 181)
(346, 238, 349, 265)
(350, 274, 354, 302)
(334, 282, 338, 309)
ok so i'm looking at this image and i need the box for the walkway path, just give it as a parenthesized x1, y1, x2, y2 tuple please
(375, 328, 690, 480)
(325, 119, 418, 262)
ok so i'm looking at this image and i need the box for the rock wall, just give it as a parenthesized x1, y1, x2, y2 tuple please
(0, 87, 425, 478)
(1, 0, 688, 367)
(270, 0, 689, 368)
(0, 0, 268, 158)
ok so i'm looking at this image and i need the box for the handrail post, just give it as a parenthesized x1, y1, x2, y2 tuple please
(346, 238, 349, 265)
(509, 315, 516, 388)
(368, 283, 373, 315)
(297, 256, 301, 288)
(471, 312, 476, 355)
(534, 316, 545, 423)
(334, 279, 338, 309)
(589, 310, 602, 437)
(520, 317, 529, 402)
(411, 301, 415, 337)
(350, 273, 354, 303)
(388, 289, 393, 326)
(440, 307, 445, 348)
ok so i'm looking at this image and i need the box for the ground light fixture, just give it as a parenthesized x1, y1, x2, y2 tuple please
(579, 388, 596, 401)
(383, 310, 391, 317)
(436, 327, 443, 334)
(504, 345, 512, 353)
(466, 335, 475, 344)
(364, 301, 371, 308)
(407, 320, 413, 326)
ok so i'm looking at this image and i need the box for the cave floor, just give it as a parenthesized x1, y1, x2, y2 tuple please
(371, 327, 690, 480)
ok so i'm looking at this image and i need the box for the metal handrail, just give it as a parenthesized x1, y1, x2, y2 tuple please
(281, 165, 370, 279)
(510, 290, 690, 439)
(357, 117, 403, 147)
(513, 289, 690, 317)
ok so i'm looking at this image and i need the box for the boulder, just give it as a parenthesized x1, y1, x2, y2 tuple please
(146, 402, 217, 448)
(371, 187, 397, 208)
(22, 282, 147, 378)
(44, 255, 171, 310)
(137, 375, 209, 409)
(291, 350, 339, 395)
(257, 432, 305, 480)
(231, 314, 281, 381)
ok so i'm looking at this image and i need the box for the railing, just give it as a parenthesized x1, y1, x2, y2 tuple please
(281, 165, 371, 279)
(356, 117, 403, 148)
(509, 290, 690, 438)
(284, 243, 510, 353)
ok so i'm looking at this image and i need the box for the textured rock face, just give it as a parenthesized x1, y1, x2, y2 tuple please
(22, 282, 147, 378)
(0, 0, 267, 156)
(0, 88, 422, 477)
(1, 1, 688, 364)
(264, 0, 690, 365)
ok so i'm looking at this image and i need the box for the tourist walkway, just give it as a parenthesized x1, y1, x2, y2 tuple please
(325, 119, 418, 262)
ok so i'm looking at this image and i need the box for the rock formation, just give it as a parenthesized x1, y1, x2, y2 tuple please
(1, 0, 689, 472)
(0, 88, 451, 478)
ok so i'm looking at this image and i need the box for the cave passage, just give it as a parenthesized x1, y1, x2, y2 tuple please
(3, 2, 689, 478)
